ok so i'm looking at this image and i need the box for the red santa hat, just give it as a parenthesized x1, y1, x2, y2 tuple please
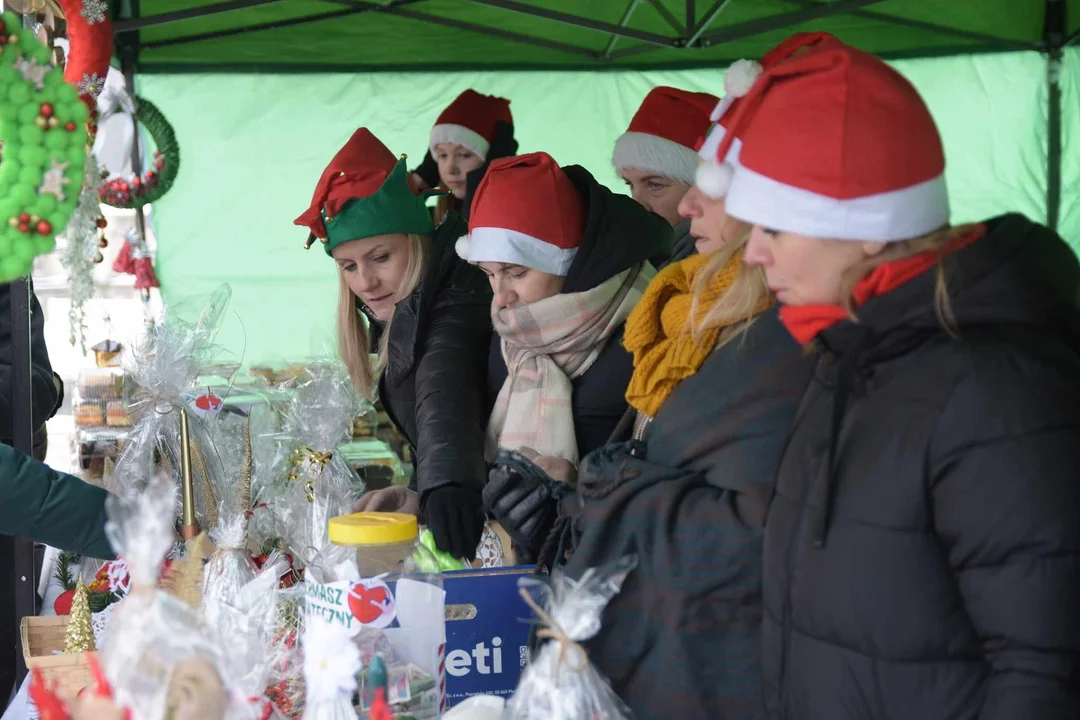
(456, 152, 586, 276)
(719, 41, 949, 242)
(695, 32, 840, 199)
(429, 90, 513, 161)
(611, 87, 719, 186)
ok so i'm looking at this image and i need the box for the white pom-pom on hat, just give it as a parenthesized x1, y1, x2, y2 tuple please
(695, 162, 734, 199)
(455, 234, 472, 261)
(724, 59, 764, 98)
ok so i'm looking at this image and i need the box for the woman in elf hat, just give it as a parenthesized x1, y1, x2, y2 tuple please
(410, 89, 517, 221)
(712, 39, 1080, 719)
(295, 128, 493, 561)
(611, 85, 718, 262)
(456, 151, 671, 561)
(547, 36, 833, 720)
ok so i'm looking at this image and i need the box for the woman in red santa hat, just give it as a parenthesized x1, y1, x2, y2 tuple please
(611, 85, 718, 262)
(410, 89, 517, 221)
(295, 128, 492, 561)
(708, 37, 1080, 720)
(455, 151, 670, 562)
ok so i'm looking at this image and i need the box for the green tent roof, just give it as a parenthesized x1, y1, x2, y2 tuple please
(121, 0, 1080, 73)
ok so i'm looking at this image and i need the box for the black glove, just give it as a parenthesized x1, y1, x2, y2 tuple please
(483, 450, 565, 557)
(411, 148, 441, 190)
(422, 485, 484, 561)
(462, 121, 519, 221)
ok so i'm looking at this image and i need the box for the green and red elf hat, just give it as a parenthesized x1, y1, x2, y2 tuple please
(295, 128, 441, 255)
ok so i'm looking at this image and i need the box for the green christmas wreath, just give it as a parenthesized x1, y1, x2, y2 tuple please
(99, 95, 179, 208)
(0, 11, 90, 283)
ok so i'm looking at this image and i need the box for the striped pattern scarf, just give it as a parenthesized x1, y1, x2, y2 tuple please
(488, 263, 654, 465)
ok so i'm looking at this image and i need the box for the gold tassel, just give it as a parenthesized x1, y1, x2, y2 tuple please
(237, 415, 253, 517)
(191, 439, 217, 531)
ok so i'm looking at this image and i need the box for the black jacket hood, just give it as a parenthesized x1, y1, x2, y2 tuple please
(822, 213, 1080, 362)
(560, 165, 673, 294)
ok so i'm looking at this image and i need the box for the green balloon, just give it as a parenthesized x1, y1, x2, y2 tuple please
(8, 82, 31, 106)
(31, 45, 50, 66)
(72, 104, 90, 123)
(47, 213, 66, 234)
(68, 146, 88, 166)
(13, 240, 34, 263)
(0, 65, 17, 90)
(55, 84, 78, 105)
(18, 165, 40, 186)
(0, 256, 26, 283)
(9, 183, 33, 205)
(17, 145, 46, 168)
(33, 193, 57, 216)
(42, 72, 64, 92)
(0, 233, 13, 257)
(18, 125, 43, 146)
(0, 160, 20, 185)
(0, 198, 17, 223)
(33, 234, 54, 255)
(43, 130, 67, 151)
(17, 103, 38, 125)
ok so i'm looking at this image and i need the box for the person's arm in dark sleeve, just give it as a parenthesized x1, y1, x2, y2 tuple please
(0, 283, 61, 439)
(0, 443, 114, 559)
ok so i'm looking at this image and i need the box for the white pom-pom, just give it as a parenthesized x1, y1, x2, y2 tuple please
(455, 234, 472, 261)
(695, 162, 734, 199)
(724, 59, 763, 98)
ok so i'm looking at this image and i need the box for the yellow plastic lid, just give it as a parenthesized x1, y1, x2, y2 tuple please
(328, 512, 419, 546)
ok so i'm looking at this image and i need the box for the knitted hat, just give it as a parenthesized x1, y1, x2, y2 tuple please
(429, 90, 513, 161)
(720, 41, 949, 241)
(695, 32, 839, 198)
(456, 152, 586, 276)
(295, 128, 435, 255)
(611, 87, 719, 186)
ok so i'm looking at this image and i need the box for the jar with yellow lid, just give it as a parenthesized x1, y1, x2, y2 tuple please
(305, 512, 446, 718)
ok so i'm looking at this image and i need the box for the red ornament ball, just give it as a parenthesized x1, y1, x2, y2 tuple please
(35, 220, 52, 235)
(64, 121, 76, 132)
(0, 36, 8, 47)
(18, 213, 30, 224)
(39, 103, 54, 118)
(96, 217, 107, 229)
(17, 223, 29, 234)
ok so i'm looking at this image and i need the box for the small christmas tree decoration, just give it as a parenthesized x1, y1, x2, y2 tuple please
(63, 575, 96, 654)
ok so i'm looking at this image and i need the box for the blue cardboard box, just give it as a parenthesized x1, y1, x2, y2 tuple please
(443, 566, 537, 706)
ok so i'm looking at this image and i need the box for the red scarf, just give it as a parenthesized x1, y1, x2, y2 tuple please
(779, 226, 986, 345)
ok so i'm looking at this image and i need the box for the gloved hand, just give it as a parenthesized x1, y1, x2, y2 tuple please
(353, 486, 420, 517)
(482, 449, 566, 558)
(411, 148, 441, 191)
(422, 485, 484, 561)
(462, 121, 518, 221)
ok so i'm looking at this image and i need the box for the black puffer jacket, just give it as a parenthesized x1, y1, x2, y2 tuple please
(764, 214, 1080, 719)
(374, 213, 493, 503)
(564, 308, 811, 719)
(486, 165, 672, 459)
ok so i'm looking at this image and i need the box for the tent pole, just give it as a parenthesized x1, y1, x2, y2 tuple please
(114, 0, 286, 34)
(603, 0, 640, 60)
(686, 0, 733, 48)
(460, 0, 676, 48)
(1044, 0, 1065, 231)
(685, 0, 694, 34)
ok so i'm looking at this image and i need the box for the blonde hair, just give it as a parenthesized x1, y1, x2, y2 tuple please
(839, 224, 980, 333)
(338, 233, 431, 399)
(689, 229, 772, 348)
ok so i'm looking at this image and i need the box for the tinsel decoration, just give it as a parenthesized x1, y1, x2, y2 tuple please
(59, 153, 105, 353)
(99, 96, 179, 209)
(63, 575, 97, 653)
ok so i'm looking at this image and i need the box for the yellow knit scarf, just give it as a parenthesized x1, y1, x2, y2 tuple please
(623, 251, 763, 418)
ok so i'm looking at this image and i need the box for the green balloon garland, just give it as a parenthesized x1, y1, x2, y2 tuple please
(0, 11, 90, 283)
(99, 96, 179, 208)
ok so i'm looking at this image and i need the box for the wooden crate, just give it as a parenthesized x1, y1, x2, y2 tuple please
(20, 616, 94, 698)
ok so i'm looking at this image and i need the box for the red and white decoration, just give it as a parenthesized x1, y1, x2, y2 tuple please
(722, 41, 950, 242)
(611, 86, 718, 186)
(456, 152, 585, 277)
(429, 89, 512, 161)
(59, 0, 113, 109)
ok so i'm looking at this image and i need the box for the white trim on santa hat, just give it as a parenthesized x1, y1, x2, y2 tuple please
(726, 164, 950, 242)
(459, 226, 578, 276)
(612, 132, 699, 186)
(430, 124, 490, 161)
(694, 129, 742, 199)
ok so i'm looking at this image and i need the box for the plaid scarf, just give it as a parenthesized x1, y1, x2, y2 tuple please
(488, 263, 654, 465)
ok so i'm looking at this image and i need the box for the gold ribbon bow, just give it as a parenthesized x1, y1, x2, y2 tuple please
(287, 446, 333, 502)
(518, 586, 588, 675)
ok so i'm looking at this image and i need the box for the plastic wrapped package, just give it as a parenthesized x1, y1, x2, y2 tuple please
(301, 616, 361, 720)
(110, 285, 232, 500)
(276, 361, 366, 568)
(506, 556, 638, 720)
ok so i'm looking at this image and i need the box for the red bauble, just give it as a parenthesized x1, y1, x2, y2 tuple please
(39, 103, 54, 118)
(95, 217, 107, 229)
(17, 212, 30, 224)
(64, 121, 76, 132)
(35, 220, 52, 235)
(53, 588, 75, 615)
(17, 223, 29, 234)
(0, 36, 8, 47)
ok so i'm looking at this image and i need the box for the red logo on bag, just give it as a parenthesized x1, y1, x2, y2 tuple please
(347, 579, 396, 628)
